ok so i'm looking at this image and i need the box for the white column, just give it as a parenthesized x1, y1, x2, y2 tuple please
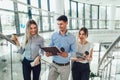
(109, 5, 116, 30)
(53, 0, 65, 31)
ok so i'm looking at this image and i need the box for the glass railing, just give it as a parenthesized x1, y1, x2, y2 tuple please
(1, 33, 120, 80)
(0, 39, 63, 80)
(98, 36, 120, 80)
(0, 37, 51, 80)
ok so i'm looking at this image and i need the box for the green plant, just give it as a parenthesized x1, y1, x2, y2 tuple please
(90, 72, 97, 80)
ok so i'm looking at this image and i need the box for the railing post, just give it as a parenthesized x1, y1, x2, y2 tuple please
(10, 44, 13, 80)
(97, 42, 101, 76)
(108, 59, 112, 80)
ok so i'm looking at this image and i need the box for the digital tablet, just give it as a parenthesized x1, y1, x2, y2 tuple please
(41, 47, 61, 55)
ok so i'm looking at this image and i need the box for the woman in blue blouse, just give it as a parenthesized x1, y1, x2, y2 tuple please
(12, 19, 44, 80)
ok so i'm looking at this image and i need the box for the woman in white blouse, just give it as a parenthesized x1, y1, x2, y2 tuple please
(71, 27, 93, 80)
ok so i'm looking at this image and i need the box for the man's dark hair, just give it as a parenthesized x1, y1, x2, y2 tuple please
(57, 15, 68, 22)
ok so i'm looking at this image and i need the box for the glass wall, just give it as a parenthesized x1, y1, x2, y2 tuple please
(71, 1, 77, 29)
(0, 11, 16, 35)
(0, 0, 120, 35)
(85, 4, 90, 28)
(0, 0, 55, 35)
(78, 3, 83, 28)
(18, 3, 27, 12)
(66, 1, 120, 29)
(64, 0, 70, 16)
(30, 0, 38, 7)
(0, 0, 14, 10)
(91, 5, 98, 29)
(115, 7, 120, 29)
(99, 6, 106, 29)
(50, 0, 55, 12)
(19, 13, 28, 33)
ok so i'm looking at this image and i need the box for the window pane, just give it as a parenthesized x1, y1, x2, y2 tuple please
(115, 20, 120, 29)
(78, 20, 83, 28)
(78, 3, 83, 18)
(19, 13, 28, 33)
(43, 17, 49, 31)
(92, 6, 98, 19)
(107, 7, 111, 20)
(50, 0, 55, 12)
(100, 6, 105, 19)
(32, 8, 39, 14)
(30, 0, 38, 7)
(42, 11, 49, 31)
(99, 20, 105, 28)
(85, 20, 90, 28)
(92, 21, 97, 28)
(92, 5, 98, 29)
(41, 0, 47, 10)
(71, 2, 76, 17)
(85, 4, 90, 28)
(72, 19, 77, 29)
(51, 15, 54, 30)
(0, 0, 14, 10)
(64, 0, 70, 16)
(0, 11, 16, 35)
(116, 8, 120, 20)
(78, 3, 83, 27)
(18, 0, 27, 3)
(85, 4, 90, 19)
(115, 7, 120, 29)
(18, 3, 27, 12)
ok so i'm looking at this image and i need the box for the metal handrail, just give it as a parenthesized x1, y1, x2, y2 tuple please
(41, 58, 51, 65)
(98, 35, 120, 69)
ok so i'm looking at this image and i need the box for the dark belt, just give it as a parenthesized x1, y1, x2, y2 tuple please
(53, 61, 70, 66)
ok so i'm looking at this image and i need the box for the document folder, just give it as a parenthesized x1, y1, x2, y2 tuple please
(41, 47, 61, 55)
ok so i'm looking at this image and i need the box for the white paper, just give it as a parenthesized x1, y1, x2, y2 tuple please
(30, 62, 35, 67)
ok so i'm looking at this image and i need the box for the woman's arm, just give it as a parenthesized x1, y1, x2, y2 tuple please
(11, 34, 20, 46)
(89, 48, 93, 61)
(85, 48, 93, 62)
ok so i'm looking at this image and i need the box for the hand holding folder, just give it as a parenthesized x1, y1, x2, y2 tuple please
(42, 47, 68, 57)
(41, 47, 61, 56)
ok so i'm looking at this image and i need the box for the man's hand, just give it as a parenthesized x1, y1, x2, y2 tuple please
(45, 52, 52, 57)
(58, 52, 68, 58)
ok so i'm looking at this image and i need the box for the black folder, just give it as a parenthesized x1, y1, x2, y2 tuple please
(41, 47, 61, 55)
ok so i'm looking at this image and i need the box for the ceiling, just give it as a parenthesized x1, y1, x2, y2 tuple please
(72, 0, 120, 6)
